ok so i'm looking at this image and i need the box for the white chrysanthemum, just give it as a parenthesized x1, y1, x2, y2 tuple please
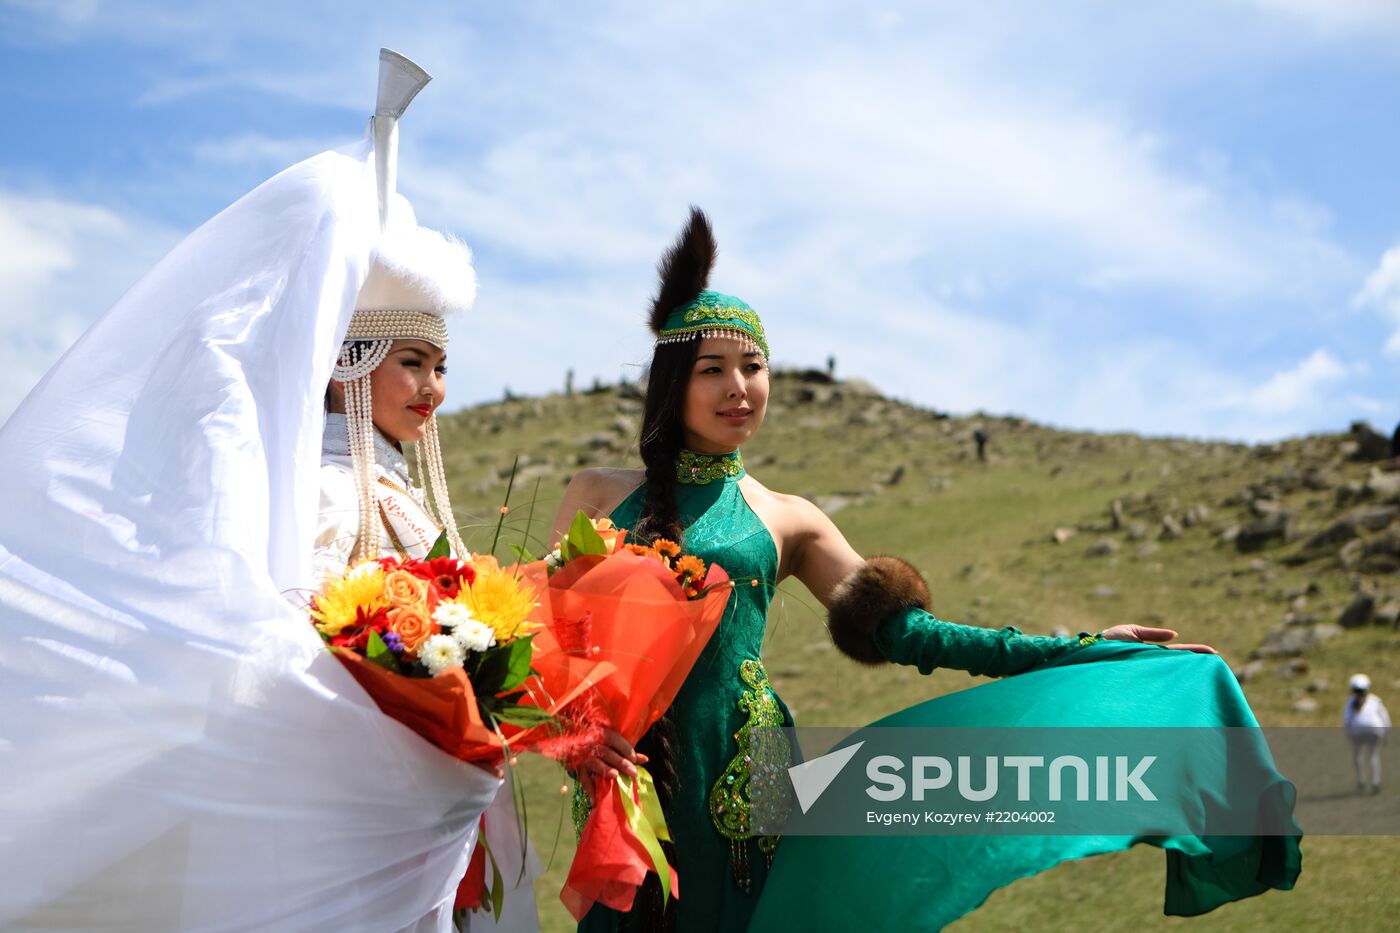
(452, 617, 498, 654)
(420, 633, 466, 676)
(346, 560, 383, 579)
(432, 601, 476, 628)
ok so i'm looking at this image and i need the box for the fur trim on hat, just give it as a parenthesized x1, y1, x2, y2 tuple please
(355, 195, 477, 316)
(827, 556, 932, 665)
(650, 207, 716, 333)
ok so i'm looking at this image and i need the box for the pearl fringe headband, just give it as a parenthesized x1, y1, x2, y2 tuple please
(335, 309, 466, 565)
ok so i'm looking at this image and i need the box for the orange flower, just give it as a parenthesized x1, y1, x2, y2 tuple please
(387, 603, 437, 656)
(385, 569, 430, 609)
(625, 543, 663, 562)
(592, 518, 627, 554)
(674, 554, 706, 582)
(652, 538, 681, 559)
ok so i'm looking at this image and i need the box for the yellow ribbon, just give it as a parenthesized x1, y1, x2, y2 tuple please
(616, 764, 675, 907)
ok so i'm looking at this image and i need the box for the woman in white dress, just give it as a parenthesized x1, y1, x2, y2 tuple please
(0, 50, 524, 933)
(314, 202, 541, 931)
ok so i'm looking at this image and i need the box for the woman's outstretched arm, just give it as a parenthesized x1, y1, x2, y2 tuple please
(784, 496, 1213, 677)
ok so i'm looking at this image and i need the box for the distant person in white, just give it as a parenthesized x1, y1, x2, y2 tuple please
(1343, 673, 1390, 794)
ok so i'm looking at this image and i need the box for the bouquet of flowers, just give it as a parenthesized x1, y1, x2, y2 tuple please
(311, 533, 619, 922)
(310, 536, 611, 764)
(524, 513, 734, 920)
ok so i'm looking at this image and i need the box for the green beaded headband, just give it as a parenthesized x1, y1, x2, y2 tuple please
(655, 289, 770, 359)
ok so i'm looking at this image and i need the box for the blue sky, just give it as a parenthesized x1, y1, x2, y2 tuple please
(3, 0, 1399, 441)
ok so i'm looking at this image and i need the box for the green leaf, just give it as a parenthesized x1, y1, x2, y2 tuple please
(492, 704, 558, 728)
(426, 530, 452, 561)
(561, 509, 607, 562)
(473, 634, 536, 695)
(499, 635, 536, 692)
(365, 630, 401, 673)
(508, 543, 535, 562)
(482, 833, 505, 921)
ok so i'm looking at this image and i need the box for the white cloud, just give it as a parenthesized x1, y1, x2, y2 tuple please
(0, 0, 1386, 441)
(1354, 245, 1400, 356)
(1224, 349, 1354, 417)
(0, 189, 177, 420)
(1241, 0, 1400, 38)
(191, 134, 342, 169)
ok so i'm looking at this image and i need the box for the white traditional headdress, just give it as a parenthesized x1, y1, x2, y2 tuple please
(333, 50, 473, 564)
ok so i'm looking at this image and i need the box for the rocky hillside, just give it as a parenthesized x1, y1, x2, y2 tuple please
(431, 368, 1399, 932)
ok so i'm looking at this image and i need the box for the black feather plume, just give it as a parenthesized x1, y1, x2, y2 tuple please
(650, 207, 716, 334)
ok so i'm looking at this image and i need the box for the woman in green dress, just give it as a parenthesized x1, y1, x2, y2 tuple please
(553, 210, 1296, 932)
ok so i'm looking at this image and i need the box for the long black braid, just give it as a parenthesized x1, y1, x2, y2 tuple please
(620, 209, 718, 930)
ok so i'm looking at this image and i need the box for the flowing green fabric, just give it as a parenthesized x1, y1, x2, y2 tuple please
(749, 641, 1302, 931)
(580, 463, 790, 933)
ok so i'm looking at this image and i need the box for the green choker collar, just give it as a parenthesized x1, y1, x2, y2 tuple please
(676, 449, 745, 485)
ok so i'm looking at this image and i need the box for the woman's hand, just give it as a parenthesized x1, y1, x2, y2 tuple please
(1102, 624, 1217, 654)
(577, 728, 649, 800)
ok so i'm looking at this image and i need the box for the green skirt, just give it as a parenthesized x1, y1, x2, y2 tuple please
(749, 643, 1302, 931)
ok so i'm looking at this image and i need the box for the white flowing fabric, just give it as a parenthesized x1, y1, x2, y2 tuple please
(0, 132, 502, 932)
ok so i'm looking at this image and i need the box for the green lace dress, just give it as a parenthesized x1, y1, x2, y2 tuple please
(576, 450, 1123, 932)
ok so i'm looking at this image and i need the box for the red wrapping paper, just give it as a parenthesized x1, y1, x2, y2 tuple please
(520, 552, 731, 918)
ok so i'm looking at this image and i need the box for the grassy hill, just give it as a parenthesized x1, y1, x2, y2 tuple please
(434, 370, 1399, 932)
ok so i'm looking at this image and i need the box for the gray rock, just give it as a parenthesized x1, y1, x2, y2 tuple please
(1360, 533, 1400, 574)
(1090, 585, 1118, 599)
(814, 495, 854, 516)
(1349, 421, 1393, 462)
(1365, 470, 1400, 504)
(1251, 498, 1287, 518)
(1252, 622, 1344, 658)
(1301, 518, 1359, 556)
(1219, 524, 1241, 544)
(584, 433, 617, 450)
(1233, 659, 1267, 683)
(1051, 527, 1078, 545)
(1336, 481, 1366, 508)
(1160, 516, 1185, 540)
(1110, 499, 1125, 531)
(1340, 538, 1365, 570)
(1292, 698, 1321, 714)
(1183, 504, 1211, 527)
(1303, 469, 1335, 491)
(1236, 513, 1293, 553)
(1126, 522, 1151, 541)
(1087, 537, 1121, 557)
(1307, 679, 1330, 693)
(1352, 504, 1399, 532)
(1375, 601, 1400, 628)
(1339, 592, 1376, 629)
(1135, 541, 1161, 559)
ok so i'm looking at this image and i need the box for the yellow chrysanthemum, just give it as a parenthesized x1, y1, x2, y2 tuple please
(311, 562, 389, 636)
(456, 556, 538, 644)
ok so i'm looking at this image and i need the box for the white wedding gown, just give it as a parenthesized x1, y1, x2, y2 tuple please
(0, 132, 511, 932)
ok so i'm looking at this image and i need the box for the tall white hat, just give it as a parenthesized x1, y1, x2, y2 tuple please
(1350, 673, 1372, 691)
(332, 49, 472, 565)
